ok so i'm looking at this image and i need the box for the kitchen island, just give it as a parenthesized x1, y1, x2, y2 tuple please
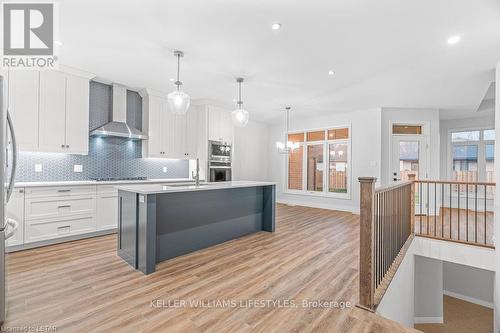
(116, 181, 276, 274)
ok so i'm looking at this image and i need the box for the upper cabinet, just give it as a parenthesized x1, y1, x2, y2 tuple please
(207, 106, 233, 144)
(39, 71, 90, 154)
(141, 90, 201, 159)
(7, 68, 93, 155)
(8, 71, 40, 151)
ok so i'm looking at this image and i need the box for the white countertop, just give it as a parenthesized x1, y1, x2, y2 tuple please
(115, 181, 276, 195)
(14, 178, 200, 188)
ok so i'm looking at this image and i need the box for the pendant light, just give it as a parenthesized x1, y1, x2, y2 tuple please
(276, 106, 300, 154)
(232, 78, 249, 127)
(167, 50, 190, 115)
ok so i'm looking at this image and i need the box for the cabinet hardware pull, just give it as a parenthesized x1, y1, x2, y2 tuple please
(57, 189, 71, 192)
(66, 145, 69, 148)
(61, 144, 65, 148)
(57, 225, 70, 230)
(58, 205, 71, 208)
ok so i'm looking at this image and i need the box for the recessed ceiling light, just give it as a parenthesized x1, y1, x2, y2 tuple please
(271, 23, 281, 30)
(328, 70, 334, 76)
(54, 40, 63, 46)
(169, 78, 175, 82)
(447, 35, 461, 45)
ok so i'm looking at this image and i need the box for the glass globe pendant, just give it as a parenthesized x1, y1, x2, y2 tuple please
(232, 78, 249, 127)
(167, 51, 190, 115)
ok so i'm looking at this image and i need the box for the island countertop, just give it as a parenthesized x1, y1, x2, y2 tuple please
(115, 180, 276, 195)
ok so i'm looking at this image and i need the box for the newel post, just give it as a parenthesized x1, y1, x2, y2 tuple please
(407, 174, 416, 235)
(358, 177, 376, 310)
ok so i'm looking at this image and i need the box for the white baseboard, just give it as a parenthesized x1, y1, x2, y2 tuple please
(443, 290, 494, 309)
(413, 317, 444, 324)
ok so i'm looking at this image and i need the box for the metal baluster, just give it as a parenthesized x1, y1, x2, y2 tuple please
(419, 182, 423, 234)
(466, 184, 468, 242)
(441, 183, 444, 238)
(434, 183, 437, 236)
(484, 185, 487, 245)
(427, 182, 430, 235)
(457, 183, 460, 241)
(475, 184, 478, 243)
(449, 183, 452, 239)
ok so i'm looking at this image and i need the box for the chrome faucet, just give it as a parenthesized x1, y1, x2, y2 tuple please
(192, 158, 200, 187)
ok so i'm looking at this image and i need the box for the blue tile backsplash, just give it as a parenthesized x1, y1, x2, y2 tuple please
(15, 81, 189, 182)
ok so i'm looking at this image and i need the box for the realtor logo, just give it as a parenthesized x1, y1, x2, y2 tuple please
(2, 3, 58, 69)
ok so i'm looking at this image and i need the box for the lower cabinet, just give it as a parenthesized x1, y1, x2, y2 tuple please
(6, 188, 25, 247)
(97, 186, 118, 230)
(25, 215, 96, 243)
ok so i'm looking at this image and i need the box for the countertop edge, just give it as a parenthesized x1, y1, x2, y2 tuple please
(14, 178, 203, 188)
(115, 181, 277, 195)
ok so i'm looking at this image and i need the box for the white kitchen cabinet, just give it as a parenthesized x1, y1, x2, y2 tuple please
(6, 188, 25, 247)
(141, 89, 200, 159)
(208, 106, 233, 144)
(8, 71, 39, 151)
(97, 187, 118, 231)
(38, 70, 67, 153)
(39, 70, 90, 154)
(65, 74, 90, 154)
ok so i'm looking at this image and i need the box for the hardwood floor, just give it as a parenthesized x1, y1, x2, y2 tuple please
(3, 204, 417, 332)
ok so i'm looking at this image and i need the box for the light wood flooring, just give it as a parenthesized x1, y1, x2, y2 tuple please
(3, 204, 418, 332)
(415, 295, 493, 333)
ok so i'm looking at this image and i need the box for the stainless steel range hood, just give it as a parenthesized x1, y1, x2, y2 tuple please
(90, 84, 148, 140)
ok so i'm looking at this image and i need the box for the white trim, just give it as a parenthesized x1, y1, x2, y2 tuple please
(443, 290, 494, 309)
(284, 124, 352, 199)
(388, 120, 430, 183)
(413, 317, 444, 324)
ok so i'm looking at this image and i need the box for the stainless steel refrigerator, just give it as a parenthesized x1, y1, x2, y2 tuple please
(0, 75, 19, 325)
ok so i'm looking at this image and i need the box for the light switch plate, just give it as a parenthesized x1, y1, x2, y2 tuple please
(163, 166, 168, 173)
(74, 165, 83, 173)
(34, 164, 42, 173)
(139, 195, 145, 203)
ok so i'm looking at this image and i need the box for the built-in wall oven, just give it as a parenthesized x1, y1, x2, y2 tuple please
(208, 140, 232, 182)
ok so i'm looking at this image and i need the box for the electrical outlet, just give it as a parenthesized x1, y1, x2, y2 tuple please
(34, 164, 42, 173)
(162, 166, 168, 173)
(74, 165, 83, 173)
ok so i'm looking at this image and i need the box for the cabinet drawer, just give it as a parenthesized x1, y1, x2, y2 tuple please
(25, 186, 96, 198)
(97, 185, 119, 195)
(25, 216, 96, 243)
(25, 196, 96, 220)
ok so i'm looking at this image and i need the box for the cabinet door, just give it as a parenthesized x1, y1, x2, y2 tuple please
(185, 109, 199, 158)
(8, 71, 39, 151)
(97, 194, 118, 230)
(173, 114, 187, 158)
(65, 74, 89, 154)
(39, 71, 66, 153)
(6, 188, 24, 247)
(221, 110, 233, 144)
(208, 107, 222, 142)
(145, 95, 164, 157)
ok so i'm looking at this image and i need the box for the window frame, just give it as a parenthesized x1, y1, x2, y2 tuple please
(448, 127, 494, 183)
(285, 124, 352, 199)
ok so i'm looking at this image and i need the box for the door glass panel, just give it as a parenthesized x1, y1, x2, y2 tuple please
(327, 128, 349, 140)
(399, 141, 419, 181)
(486, 143, 494, 183)
(307, 144, 324, 191)
(452, 145, 478, 182)
(288, 146, 303, 190)
(392, 125, 422, 135)
(288, 133, 304, 143)
(329, 143, 347, 193)
(306, 131, 325, 142)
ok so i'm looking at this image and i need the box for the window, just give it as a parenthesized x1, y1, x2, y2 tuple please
(287, 126, 350, 197)
(392, 125, 422, 135)
(450, 129, 494, 183)
(329, 143, 348, 193)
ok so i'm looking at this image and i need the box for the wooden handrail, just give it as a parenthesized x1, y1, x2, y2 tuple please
(415, 179, 495, 186)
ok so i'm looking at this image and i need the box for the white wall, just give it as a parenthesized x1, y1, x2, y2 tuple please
(267, 108, 381, 213)
(377, 241, 416, 327)
(414, 256, 443, 323)
(443, 261, 494, 308)
(440, 114, 495, 181)
(233, 120, 270, 181)
(494, 59, 500, 333)
(381, 107, 440, 184)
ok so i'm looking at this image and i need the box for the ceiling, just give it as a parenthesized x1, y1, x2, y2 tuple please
(57, 0, 500, 123)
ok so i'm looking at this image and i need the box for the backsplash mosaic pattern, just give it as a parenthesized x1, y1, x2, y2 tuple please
(15, 81, 189, 182)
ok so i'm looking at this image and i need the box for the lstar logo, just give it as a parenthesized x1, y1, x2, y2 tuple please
(2, 2, 58, 69)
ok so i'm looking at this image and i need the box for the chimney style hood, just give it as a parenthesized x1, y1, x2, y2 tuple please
(90, 84, 148, 140)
